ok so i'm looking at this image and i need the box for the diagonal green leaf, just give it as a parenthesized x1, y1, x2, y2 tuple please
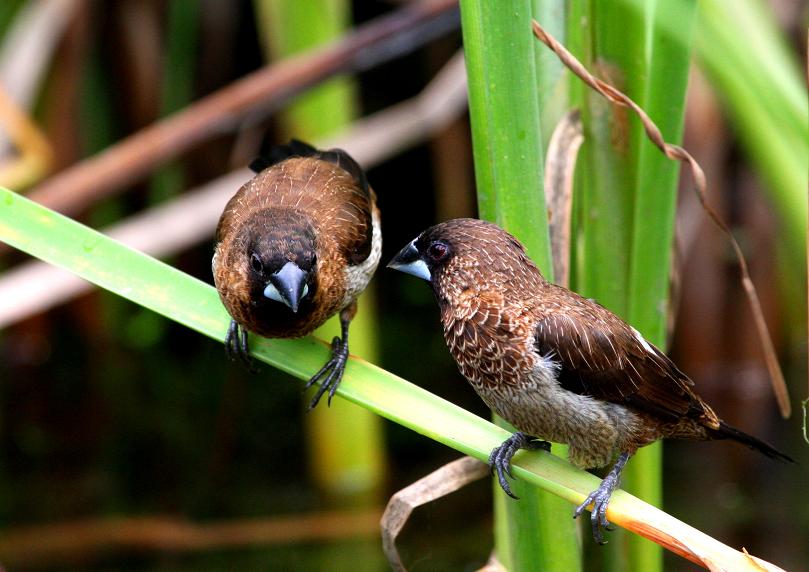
(565, 2, 697, 569)
(0, 185, 573, 485)
(0, 186, 785, 571)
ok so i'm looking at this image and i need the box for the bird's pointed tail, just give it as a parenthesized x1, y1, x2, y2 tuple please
(714, 421, 794, 463)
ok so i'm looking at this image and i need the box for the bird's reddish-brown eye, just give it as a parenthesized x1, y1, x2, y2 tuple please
(427, 242, 448, 261)
(250, 253, 263, 273)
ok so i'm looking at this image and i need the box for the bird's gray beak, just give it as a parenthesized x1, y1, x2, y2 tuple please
(264, 261, 309, 312)
(387, 239, 431, 282)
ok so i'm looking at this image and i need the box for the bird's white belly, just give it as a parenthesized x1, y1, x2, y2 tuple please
(475, 358, 639, 468)
(340, 209, 381, 308)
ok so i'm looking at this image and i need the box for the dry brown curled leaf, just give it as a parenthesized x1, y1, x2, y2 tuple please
(380, 456, 489, 572)
(544, 109, 583, 289)
(531, 19, 791, 418)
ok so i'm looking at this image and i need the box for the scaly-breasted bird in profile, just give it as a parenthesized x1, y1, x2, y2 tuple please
(213, 140, 381, 409)
(388, 218, 791, 543)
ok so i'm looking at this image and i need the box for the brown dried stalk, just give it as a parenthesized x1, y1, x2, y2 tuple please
(19, 0, 458, 219)
(532, 19, 791, 418)
(0, 509, 381, 569)
(0, 86, 53, 189)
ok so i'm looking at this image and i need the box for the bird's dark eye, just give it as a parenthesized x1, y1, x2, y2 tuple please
(250, 253, 263, 273)
(427, 242, 449, 262)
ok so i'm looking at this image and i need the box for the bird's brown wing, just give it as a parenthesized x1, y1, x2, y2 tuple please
(235, 142, 376, 266)
(249, 139, 370, 199)
(314, 149, 375, 265)
(274, 143, 374, 265)
(533, 294, 717, 425)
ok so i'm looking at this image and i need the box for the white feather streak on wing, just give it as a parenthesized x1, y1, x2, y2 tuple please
(631, 326, 655, 354)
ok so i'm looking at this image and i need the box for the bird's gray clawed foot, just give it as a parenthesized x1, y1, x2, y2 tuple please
(225, 320, 257, 372)
(488, 432, 550, 500)
(305, 335, 349, 410)
(574, 484, 613, 544)
(573, 451, 631, 544)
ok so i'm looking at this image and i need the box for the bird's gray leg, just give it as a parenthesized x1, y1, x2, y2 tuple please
(225, 320, 254, 370)
(305, 304, 354, 410)
(488, 432, 552, 499)
(574, 451, 632, 544)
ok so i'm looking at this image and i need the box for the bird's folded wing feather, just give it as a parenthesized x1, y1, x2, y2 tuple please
(533, 296, 713, 424)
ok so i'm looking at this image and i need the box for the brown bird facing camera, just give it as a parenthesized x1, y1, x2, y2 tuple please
(388, 218, 792, 544)
(213, 140, 381, 409)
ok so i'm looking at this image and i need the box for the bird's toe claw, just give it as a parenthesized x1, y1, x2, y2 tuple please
(573, 492, 594, 520)
(593, 505, 611, 544)
(224, 321, 256, 371)
(591, 515, 607, 545)
(305, 337, 349, 410)
(493, 460, 518, 499)
(574, 485, 614, 544)
(488, 432, 544, 500)
(527, 439, 551, 453)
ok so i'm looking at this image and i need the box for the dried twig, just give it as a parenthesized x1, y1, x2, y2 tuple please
(0, 50, 468, 327)
(0, 86, 53, 189)
(17, 0, 458, 220)
(381, 456, 489, 572)
(532, 19, 791, 418)
(0, 0, 77, 154)
(544, 109, 583, 289)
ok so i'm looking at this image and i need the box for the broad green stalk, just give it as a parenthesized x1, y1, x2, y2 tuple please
(460, 1, 553, 270)
(622, 2, 697, 570)
(567, 4, 633, 567)
(460, 1, 580, 570)
(253, 0, 385, 533)
(568, 1, 697, 570)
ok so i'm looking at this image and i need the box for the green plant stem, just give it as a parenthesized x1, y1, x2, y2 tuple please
(253, 0, 384, 512)
(566, 1, 697, 569)
(622, 3, 697, 570)
(460, 0, 553, 270)
(460, 1, 579, 570)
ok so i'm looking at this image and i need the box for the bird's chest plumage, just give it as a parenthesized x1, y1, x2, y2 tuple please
(442, 298, 534, 390)
(441, 294, 640, 468)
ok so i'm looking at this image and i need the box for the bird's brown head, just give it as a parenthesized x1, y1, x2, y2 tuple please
(388, 218, 545, 306)
(237, 209, 318, 314)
